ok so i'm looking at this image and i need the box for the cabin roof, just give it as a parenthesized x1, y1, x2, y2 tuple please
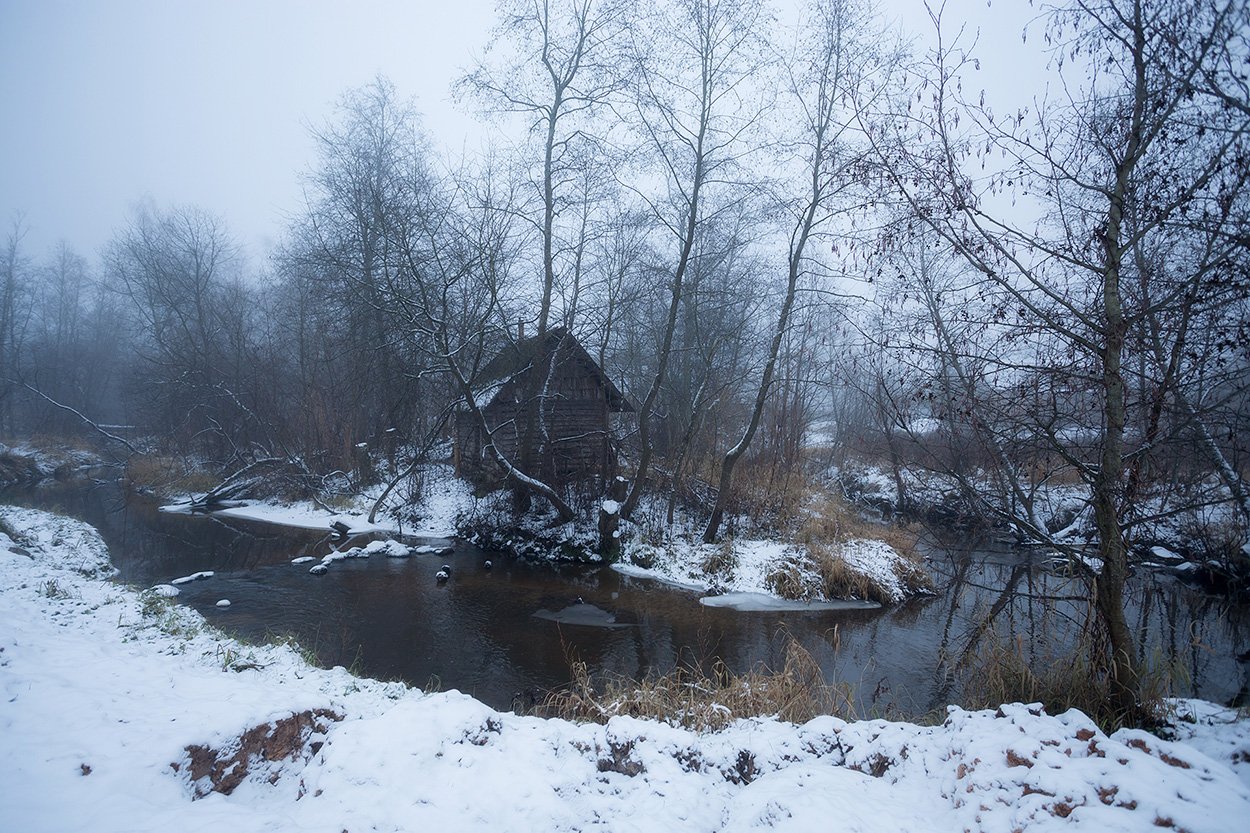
(473, 327, 633, 412)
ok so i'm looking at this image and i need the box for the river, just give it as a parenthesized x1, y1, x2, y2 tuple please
(5, 475, 1247, 715)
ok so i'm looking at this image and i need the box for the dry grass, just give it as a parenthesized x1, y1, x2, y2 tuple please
(719, 461, 819, 529)
(957, 633, 1176, 733)
(539, 637, 854, 731)
(797, 494, 918, 557)
(126, 455, 219, 496)
(764, 557, 815, 600)
(700, 536, 737, 577)
(792, 494, 931, 603)
(811, 546, 877, 601)
(0, 449, 41, 484)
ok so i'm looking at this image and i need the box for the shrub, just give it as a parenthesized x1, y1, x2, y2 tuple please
(957, 632, 1176, 733)
(538, 636, 854, 731)
(126, 456, 219, 496)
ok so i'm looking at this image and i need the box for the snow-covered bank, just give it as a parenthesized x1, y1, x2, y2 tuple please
(0, 442, 104, 486)
(3, 505, 1248, 832)
(159, 462, 476, 540)
(617, 532, 931, 605)
(835, 461, 1249, 573)
(151, 459, 925, 609)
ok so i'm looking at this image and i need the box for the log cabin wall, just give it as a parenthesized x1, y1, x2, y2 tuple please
(454, 331, 628, 489)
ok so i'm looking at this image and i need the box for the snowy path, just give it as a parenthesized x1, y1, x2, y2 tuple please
(2, 505, 1248, 832)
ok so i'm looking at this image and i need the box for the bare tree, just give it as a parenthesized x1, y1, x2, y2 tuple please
(618, 0, 770, 519)
(281, 77, 436, 471)
(704, 0, 884, 542)
(105, 202, 258, 458)
(461, 1, 630, 507)
(865, 0, 1250, 717)
(0, 219, 32, 435)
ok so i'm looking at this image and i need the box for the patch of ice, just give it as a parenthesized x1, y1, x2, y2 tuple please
(611, 561, 709, 593)
(202, 501, 396, 535)
(699, 593, 879, 612)
(215, 599, 231, 608)
(532, 603, 629, 628)
(172, 570, 214, 585)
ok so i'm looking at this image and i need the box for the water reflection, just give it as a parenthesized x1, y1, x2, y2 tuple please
(3, 476, 1246, 714)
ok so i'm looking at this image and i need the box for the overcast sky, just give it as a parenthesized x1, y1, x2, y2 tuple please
(0, 0, 1039, 267)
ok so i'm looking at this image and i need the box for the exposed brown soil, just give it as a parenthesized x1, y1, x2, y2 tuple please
(178, 708, 342, 798)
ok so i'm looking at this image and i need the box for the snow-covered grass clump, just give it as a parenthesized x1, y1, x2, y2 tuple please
(615, 495, 932, 605)
(2, 506, 1249, 832)
(0, 442, 104, 486)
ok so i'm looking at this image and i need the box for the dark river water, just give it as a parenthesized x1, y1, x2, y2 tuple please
(5, 476, 1248, 715)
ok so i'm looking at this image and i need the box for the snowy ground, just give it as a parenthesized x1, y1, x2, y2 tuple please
(160, 462, 477, 539)
(4, 505, 1248, 832)
(0, 441, 104, 483)
(616, 524, 929, 607)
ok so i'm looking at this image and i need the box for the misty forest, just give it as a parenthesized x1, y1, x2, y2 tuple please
(3, 3, 1250, 822)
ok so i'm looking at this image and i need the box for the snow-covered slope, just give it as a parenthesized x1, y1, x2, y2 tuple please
(2, 505, 1247, 832)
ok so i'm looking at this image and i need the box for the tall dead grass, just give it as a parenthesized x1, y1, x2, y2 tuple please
(956, 632, 1177, 732)
(797, 494, 918, 556)
(791, 494, 931, 603)
(538, 636, 854, 731)
(126, 455, 219, 496)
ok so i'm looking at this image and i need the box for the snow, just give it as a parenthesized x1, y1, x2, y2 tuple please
(837, 539, 915, 603)
(1150, 546, 1181, 562)
(148, 583, 180, 597)
(215, 599, 231, 608)
(833, 461, 1249, 561)
(207, 501, 396, 535)
(601, 499, 620, 515)
(172, 570, 214, 585)
(169, 463, 476, 541)
(617, 534, 926, 605)
(4, 505, 1250, 833)
(699, 592, 878, 612)
(407, 464, 477, 537)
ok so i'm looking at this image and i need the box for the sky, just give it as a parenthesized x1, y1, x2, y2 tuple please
(0, 0, 1041, 268)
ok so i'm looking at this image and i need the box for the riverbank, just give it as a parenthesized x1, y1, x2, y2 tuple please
(834, 460, 1250, 589)
(155, 460, 934, 607)
(2, 504, 1249, 832)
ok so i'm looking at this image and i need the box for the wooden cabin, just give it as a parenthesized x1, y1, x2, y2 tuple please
(453, 327, 633, 488)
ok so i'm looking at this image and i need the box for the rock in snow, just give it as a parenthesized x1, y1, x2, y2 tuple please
(215, 599, 231, 608)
